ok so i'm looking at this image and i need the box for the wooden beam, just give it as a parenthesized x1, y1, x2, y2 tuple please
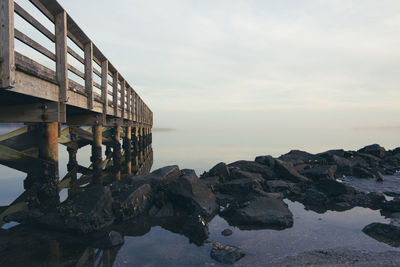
(0, 101, 59, 123)
(84, 41, 93, 109)
(55, 10, 68, 123)
(0, 0, 15, 89)
(113, 72, 118, 116)
(121, 80, 125, 119)
(126, 87, 131, 120)
(0, 126, 29, 142)
(101, 60, 108, 124)
(14, 29, 56, 61)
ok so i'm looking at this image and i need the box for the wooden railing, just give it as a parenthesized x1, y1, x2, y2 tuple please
(0, 0, 152, 126)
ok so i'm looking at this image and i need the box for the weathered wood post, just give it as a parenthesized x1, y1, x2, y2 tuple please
(0, 0, 15, 89)
(124, 126, 132, 175)
(139, 127, 143, 163)
(66, 136, 78, 196)
(91, 125, 103, 185)
(112, 125, 121, 180)
(133, 126, 139, 170)
(37, 122, 60, 208)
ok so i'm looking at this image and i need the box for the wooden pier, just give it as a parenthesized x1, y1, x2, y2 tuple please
(0, 0, 153, 220)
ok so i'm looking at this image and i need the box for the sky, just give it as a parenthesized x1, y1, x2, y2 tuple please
(11, 0, 400, 171)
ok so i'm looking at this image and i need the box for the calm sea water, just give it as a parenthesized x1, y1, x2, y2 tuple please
(0, 125, 399, 266)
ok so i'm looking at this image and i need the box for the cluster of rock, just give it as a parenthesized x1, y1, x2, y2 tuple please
(4, 144, 400, 264)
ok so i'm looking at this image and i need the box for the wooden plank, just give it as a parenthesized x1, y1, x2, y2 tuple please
(84, 42, 93, 109)
(0, 101, 59, 123)
(68, 64, 84, 79)
(14, 29, 56, 61)
(93, 67, 101, 78)
(55, 11, 68, 123)
(0, 0, 15, 89)
(29, 0, 55, 22)
(93, 81, 101, 89)
(101, 60, 108, 124)
(0, 144, 56, 176)
(12, 70, 58, 102)
(126, 87, 131, 120)
(15, 52, 57, 84)
(14, 2, 55, 42)
(113, 72, 118, 116)
(0, 126, 29, 142)
(67, 46, 84, 64)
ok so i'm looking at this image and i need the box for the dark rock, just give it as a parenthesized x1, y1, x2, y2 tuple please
(221, 229, 233, 236)
(218, 169, 265, 200)
(38, 186, 114, 234)
(376, 171, 384, 182)
(166, 169, 218, 217)
(317, 149, 346, 159)
(363, 222, 400, 247)
(224, 196, 293, 230)
(299, 188, 328, 206)
(358, 144, 386, 158)
(206, 162, 230, 182)
(112, 184, 152, 221)
(4, 210, 44, 224)
(274, 159, 310, 183)
(383, 198, 400, 212)
(254, 155, 276, 167)
(228, 160, 276, 180)
(210, 242, 245, 264)
(149, 202, 174, 217)
(279, 150, 325, 165)
(264, 180, 300, 196)
(352, 166, 374, 178)
(300, 165, 337, 181)
(95, 231, 124, 248)
(181, 215, 210, 246)
(315, 180, 356, 197)
(199, 176, 220, 191)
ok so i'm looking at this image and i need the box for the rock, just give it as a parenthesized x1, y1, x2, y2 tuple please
(95, 231, 124, 248)
(264, 180, 300, 196)
(274, 159, 310, 183)
(358, 144, 386, 158)
(210, 242, 245, 264)
(218, 169, 265, 200)
(352, 166, 374, 178)
(254, 155, 276, 167)
(363, 222, 400, 247)
(279, 150, 325, 165)
(300, 165, 337, 181)
(206, 162, 230, 182)
(228, 160, 276, 180)
(221, 229, 233, 236)
(383, 198, 400, 212)
(166, 169, 218, 217)
(315, 180, 356, 197)
(111, 184, 152, 221)
(181, 215, 210, 246)
(299, 188, 328, 206)
(199, 176, 220, 191)
(224, 196, 293, 230)
(376, 171, 384, 182)
(317, 149, 346, 160)
(38, 186, 114, 234)
(149, 202, 174, 217)
(4, 210, 44, 224)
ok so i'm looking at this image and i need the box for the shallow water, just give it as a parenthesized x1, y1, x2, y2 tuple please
(0, 125, 400, 265)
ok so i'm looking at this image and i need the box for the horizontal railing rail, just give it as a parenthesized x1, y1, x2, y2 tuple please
(0, 0, 153, 126)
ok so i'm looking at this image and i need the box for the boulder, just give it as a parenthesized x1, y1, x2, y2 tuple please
(228, 160, 276, 180)
(315, 180, 356, 197)
(264, 180, 300, 196)
(363, 222, 400, 247)
(358, 144, 386, 158)
(221, 229, 233, 236)
(218, 169, 265, 200)
(299, 188, 328, 206)
(254, 155, 276, 167)
(38, 186, 114, 234)
(95, 231, 124, 248)
(274, 159, 310, 183)
(279, 150, 326, 165)
(300, 165, 337, 181)
(206, 162, 230, 182)
(352, 166, 374, 178)
(166, 169, 218, 217)
(111, 183, 152, 221)
(383, 198, 400, 212)
(210, 242, 245, 264)
(224, 196, 293, 230)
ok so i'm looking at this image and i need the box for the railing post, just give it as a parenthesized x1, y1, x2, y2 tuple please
(101, 60, 108, 124)
(113, 72, 118, 116)
(84, 41, 93, 109)
(121, 80, 125, 120)
(0, 0, 15, 89)
(55, 11, 68, 123)
(126, 86, 131, 120)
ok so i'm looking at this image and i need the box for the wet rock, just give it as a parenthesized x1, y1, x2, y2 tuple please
(218, 169, 265, 200)
(199, 176, 220, 191)
(133, 165, 180, 186)
(264, 180, 300, 196)
(376, 171, 385, 182)
(166, 169, 218, 217)
(358, 144, 386, 158)
(111, 184, 152, 221)
(38, 186, 114, 234)
(352, 166, 374, 178)
(299, 187, 328, 206)
(279, 150, 326, 165)
(228, 160, 276, 180)
(181, 215, 210, 246)
(300, 165, 337, 181)
(206, 162, 230, 182)
(210, 242, 245, 264)
(254, 155, 276, 167)
(224, 196, 293, 230)
(221, 229, 233, 236)
(315, 180, 356, 197)
(363, 222, 400, 247)
(383, 198, 400, 212)
(274, 159, 310, 183)
(148, 202, 174, 217)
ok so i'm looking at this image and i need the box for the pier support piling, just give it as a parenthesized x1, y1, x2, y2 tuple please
(91, 125, 103, 185)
